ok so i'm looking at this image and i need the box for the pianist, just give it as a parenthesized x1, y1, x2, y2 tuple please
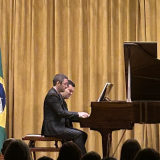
(41, 74, 89, 155)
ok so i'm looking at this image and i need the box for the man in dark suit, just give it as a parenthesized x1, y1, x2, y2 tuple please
(41, 74, 89, 155)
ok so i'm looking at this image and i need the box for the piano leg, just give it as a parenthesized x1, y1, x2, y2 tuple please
(96, 129, 113, 158)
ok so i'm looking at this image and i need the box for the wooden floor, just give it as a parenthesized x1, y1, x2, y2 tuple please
(0, 154, 4, 160)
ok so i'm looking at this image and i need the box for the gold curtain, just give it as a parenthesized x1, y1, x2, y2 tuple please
(0, 0, 160, 159)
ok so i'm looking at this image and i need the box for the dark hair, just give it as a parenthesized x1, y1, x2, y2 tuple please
(4, 139, 31, 160)
(1, 138, 15, 155)
(68, 80, 75, 87)
(120, 139, 141, 160)
(101, 156, 117, 160)
(37, 156, 53, 160)
(53, 74, 68, 86)
(135, 148, 160, 160)
(82, 151, 101, 160)
(57, 141, 82, 160)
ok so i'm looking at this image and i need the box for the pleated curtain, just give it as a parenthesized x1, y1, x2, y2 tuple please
(0, 0, 160, 159)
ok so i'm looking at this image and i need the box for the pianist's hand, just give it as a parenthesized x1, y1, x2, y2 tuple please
(78, 112, 89, 118)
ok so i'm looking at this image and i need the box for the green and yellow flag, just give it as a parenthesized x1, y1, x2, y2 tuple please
(0, 48, 7, 152)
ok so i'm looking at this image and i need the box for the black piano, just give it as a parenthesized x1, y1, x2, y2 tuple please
(80, 42, 160, 157)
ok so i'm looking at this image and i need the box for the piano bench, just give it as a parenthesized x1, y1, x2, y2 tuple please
(22, 134, 62, 160)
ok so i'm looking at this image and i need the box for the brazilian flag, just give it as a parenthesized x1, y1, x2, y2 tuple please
(0, 48, 7, 152)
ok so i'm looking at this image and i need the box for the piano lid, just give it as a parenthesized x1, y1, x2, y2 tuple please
(124, 42, 160, 101)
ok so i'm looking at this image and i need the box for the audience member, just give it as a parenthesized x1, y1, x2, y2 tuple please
(82, 151, 101, 160)
(134, 148, 160, 160)
(37, 156, 53, 160)
(4, 139, 32, 160)
(101, 156, 117, 160)
(1, 138, 15, 155)
(57, 141, 82, 160)
(120, 139, 141, 160)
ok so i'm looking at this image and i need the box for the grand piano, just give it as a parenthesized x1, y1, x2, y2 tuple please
(80, 42, 160, 157)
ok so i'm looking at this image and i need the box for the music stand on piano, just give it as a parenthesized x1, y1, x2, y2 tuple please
(97, 82, 113, 102)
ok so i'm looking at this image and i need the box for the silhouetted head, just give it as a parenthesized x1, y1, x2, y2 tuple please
(82, 151, 101, 160)
(1, 138, 15, 155)
(101, 156, 117, 160)
(4, 139, 31, 160)
(57, 141, 82, 160)
(120, 139, 141, 160)
(135, 148, 160, 160)
(37, 156, 53, 160)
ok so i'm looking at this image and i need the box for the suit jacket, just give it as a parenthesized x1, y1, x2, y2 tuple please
(63, 100, 74, 128)
(41, 87, 79, 136)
